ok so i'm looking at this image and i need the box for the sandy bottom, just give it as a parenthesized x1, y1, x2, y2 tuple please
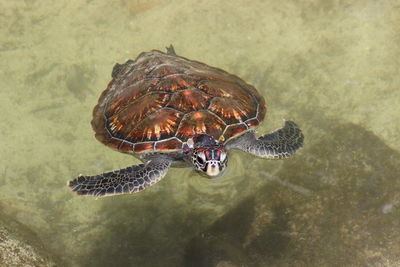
(1, 0, 399, 266)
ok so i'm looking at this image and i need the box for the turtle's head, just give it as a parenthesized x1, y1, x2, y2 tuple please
(192, 146, 227, 177)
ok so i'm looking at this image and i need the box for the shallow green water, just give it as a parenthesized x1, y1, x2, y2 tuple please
(1, 0, 400, 266)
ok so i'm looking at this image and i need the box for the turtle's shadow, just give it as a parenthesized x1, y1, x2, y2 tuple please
(183, 198, 291, 267)
(183, 119, 400, 266)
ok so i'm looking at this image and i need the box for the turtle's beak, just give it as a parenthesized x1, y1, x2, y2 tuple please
(205, 162, 222, 177)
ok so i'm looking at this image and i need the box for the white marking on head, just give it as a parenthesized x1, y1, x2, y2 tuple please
(220, 151, 227, 162)
(206, 162, 220, 176)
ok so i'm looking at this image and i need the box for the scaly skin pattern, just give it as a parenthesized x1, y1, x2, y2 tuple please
(69, 156, 172, 197)
(227, 121, 304, 159)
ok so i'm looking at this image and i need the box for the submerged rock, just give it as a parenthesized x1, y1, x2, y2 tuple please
(0, 212, 57, 267)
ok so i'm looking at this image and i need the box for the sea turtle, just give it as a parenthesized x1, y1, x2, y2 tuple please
(69, 46, 304, 197)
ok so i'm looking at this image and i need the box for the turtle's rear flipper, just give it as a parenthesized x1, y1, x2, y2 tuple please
(227, 120, 304, 159)
(166, 44, 176, 55)
(68, 156, 172, 197)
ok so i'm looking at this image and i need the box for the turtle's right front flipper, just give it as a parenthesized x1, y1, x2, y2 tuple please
(69, 156, 172, 197)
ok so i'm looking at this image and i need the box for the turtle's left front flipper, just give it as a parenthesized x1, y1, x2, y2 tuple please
(68, 156, 172, 197)
(227, 120, 304, 159)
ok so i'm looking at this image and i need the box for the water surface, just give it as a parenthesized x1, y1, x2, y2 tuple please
(1, 0, 399, 266)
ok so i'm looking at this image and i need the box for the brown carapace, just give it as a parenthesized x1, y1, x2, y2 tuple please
(91, 47, 266, 154)
(69, 46, 303, 197)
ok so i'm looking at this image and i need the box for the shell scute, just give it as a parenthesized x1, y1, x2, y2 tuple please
(118, 141, 134, 153)
(148, 63, 180, 79)
(176, 110, 226, 141)
(105, 79, 155, 116)
(222, 124, 248, 142)
(209, 97, 255, 125)
(128, 108, 183, 142)
(245, 118, 260, 128)
(198, 80, 252, 103)
(154, 74, 196, 92)
(134, 142, 154, 153)
(108, 92, 170, 133)
(167, 89, 211, 112)
(155, 138, 183, 152)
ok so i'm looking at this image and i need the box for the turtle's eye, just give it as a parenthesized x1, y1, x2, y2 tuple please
(196, 152, 206, 165)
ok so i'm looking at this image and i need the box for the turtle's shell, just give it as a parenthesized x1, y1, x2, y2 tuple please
(92, 49, 266, 154)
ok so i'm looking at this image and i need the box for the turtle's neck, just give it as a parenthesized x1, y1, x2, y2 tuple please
(193, 134, 218, 148)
